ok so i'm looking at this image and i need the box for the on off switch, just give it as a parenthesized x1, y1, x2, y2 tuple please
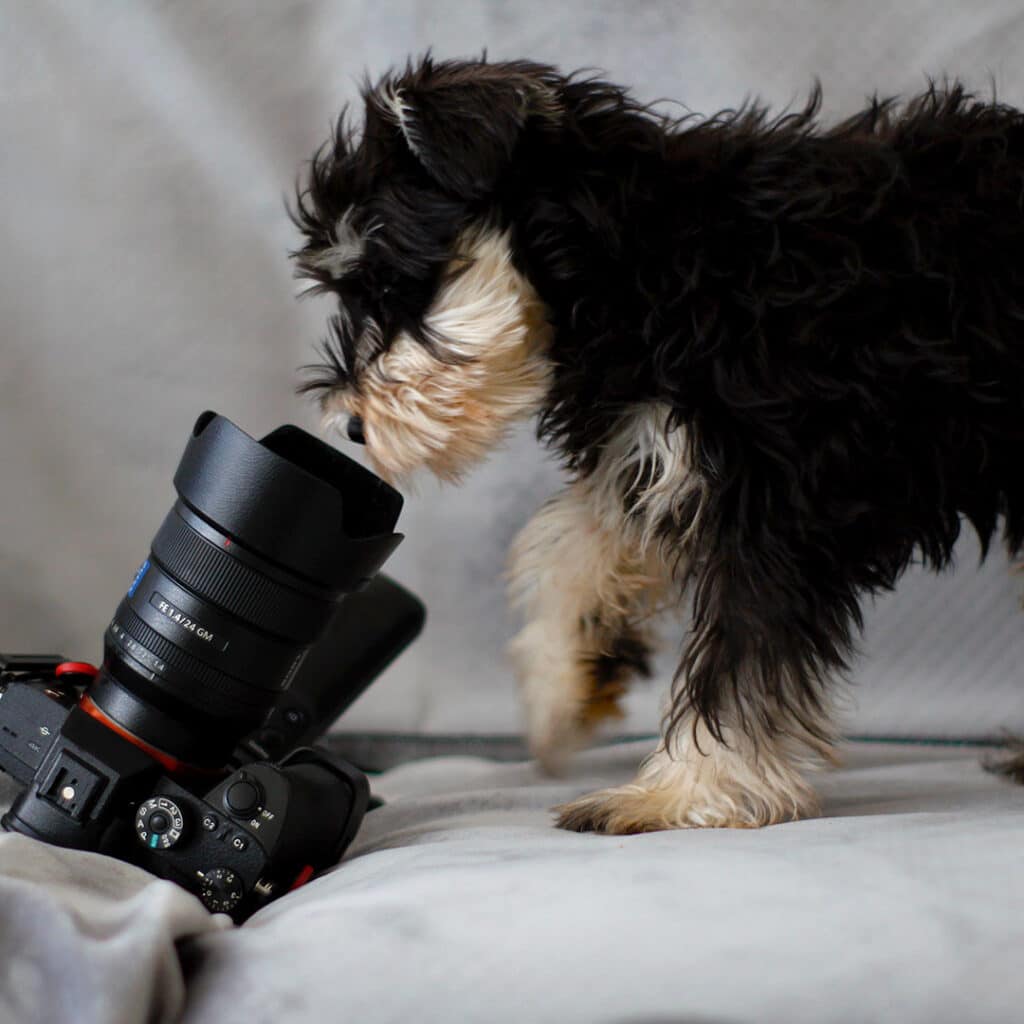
(223, 778, 262, 818)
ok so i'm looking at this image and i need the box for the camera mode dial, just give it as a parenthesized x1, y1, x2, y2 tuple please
(135, 796, 185, 850)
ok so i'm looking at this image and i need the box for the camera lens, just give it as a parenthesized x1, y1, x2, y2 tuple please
(84, 412, 404, 769)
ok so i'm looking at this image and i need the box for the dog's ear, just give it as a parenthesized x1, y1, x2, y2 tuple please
(368, 58, 562, 198)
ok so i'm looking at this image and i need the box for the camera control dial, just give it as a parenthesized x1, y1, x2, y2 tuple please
(198, 867, 244, 913)
(134, 796, 185, 849)
(223, 777, 262, 818)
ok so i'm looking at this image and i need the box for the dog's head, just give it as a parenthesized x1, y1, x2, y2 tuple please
(291, 57, 563, 483)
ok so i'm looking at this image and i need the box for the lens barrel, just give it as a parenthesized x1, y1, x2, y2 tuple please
(87, 412, 403, 768)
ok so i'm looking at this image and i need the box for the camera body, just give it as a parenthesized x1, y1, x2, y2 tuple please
(131, 752, 367, 916)
(0, 412, 424, 921)
(0, 656, 368, 921)
(0, 573, 422, 920)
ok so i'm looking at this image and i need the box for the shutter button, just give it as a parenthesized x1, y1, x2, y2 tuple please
(223, 779, 262, 818)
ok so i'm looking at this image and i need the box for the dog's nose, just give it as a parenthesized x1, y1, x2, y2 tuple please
(347, 415, 366, 444)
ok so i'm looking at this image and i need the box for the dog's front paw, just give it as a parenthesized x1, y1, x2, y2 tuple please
(555, 728, 824, 833)
(555, 785, 673, 833)
(554, 784, 754, 833)
(554, 758, 819, 833)
(554, 783, 799, 833)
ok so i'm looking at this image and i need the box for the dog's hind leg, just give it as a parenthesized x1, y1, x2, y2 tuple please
(507, 482, 667, 773)
(986, 737, 1024, 784)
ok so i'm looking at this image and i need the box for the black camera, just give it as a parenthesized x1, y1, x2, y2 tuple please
(0, 412, 424, 920)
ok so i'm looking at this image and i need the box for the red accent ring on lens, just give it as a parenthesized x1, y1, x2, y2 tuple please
(78, 694, 217, 777)
(56, 661, 99, 678)
(288, 865, 316, 891)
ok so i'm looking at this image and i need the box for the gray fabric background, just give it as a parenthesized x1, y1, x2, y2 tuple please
(3, 1, 1024, 739)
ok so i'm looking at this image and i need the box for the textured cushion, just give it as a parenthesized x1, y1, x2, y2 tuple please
(4, 742, 1023, 1024)
(189, 741, 1024, 1024)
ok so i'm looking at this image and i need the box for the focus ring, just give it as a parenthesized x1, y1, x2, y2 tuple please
(113, 606, 277, 716)
(151, 512, 334, 641)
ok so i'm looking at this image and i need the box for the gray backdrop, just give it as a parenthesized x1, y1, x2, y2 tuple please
(2, 0, 1023, 740)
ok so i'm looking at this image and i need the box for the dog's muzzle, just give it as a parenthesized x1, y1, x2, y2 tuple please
(347, 416, 366, 445)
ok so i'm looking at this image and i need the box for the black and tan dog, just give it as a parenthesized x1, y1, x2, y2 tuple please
(291, 56, 1024, 833)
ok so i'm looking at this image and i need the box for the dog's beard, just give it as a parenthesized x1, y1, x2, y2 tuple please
(322, 225, 553, 484)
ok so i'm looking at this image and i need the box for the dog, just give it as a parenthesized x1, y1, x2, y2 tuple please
(290, 55, 1024, 833)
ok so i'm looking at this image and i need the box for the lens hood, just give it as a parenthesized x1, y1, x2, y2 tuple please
(173, 412, 403, 592)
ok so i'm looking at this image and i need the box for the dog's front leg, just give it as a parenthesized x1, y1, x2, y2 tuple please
(554, 704, 831, 832)
(507, 482, 666, 773)
(555, 513, 845, 832)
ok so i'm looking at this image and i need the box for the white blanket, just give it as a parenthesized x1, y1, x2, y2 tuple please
(179, 741, 1024, 1024)
(5, 742, 1019, 1024)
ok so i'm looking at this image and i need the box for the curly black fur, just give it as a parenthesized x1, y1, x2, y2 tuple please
(293, 57, 1024, 757)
